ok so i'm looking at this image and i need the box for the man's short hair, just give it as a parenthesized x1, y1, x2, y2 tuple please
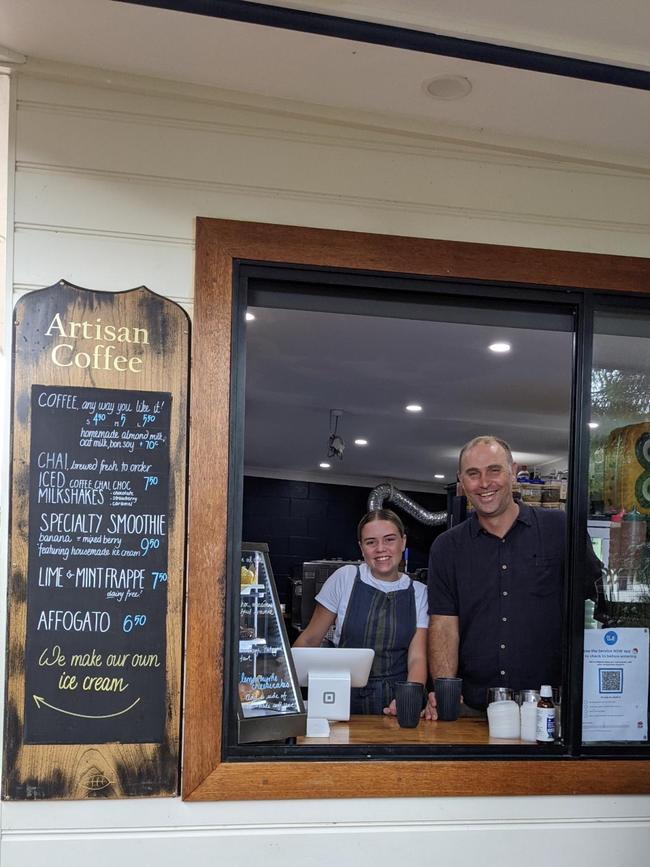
(458, 436, 514, 474)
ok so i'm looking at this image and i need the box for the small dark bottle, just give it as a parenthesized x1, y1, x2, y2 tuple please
(536, 684, 556, 743)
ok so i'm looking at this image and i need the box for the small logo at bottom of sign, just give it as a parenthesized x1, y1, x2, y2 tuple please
(82, 770, 113, 792)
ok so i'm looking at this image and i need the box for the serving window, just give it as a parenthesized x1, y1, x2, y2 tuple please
(183, 218, 650, 799)
(230, 280, 576, 752)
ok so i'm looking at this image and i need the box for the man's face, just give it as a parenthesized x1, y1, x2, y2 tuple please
(458, 442, 516, 522)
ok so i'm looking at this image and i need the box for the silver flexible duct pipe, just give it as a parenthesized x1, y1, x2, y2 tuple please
(367, 483, 447, 526)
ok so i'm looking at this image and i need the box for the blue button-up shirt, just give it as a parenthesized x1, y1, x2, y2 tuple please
(427, 503, 600, 709)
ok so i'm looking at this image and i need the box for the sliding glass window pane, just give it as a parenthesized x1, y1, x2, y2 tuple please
(236, 287, 576, 754)
(584, 309, 650, 746)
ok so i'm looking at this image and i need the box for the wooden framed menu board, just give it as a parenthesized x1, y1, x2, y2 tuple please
(3, 280, 189, 799)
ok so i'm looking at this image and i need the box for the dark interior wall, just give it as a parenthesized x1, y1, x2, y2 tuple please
(242, 475, 446, 599)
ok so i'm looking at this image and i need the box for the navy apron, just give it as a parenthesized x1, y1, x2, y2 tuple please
(339, 566, 417, 714)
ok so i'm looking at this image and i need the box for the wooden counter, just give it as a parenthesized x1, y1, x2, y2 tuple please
(299, 714, 522, 745)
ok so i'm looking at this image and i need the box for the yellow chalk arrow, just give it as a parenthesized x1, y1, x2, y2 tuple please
(32, 695, 140, 719)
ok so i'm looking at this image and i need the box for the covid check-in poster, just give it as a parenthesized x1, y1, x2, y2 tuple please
(583, 628, 649, 742)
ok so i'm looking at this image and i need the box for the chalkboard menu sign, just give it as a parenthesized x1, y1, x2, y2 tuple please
(4, 280, 188, 799)
(25, 384, 171, 744)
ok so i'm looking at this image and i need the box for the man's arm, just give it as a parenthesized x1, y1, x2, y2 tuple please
(585, 536, 604, 601)
(424, 614, 459, 720)
(428, 614, 459, 678)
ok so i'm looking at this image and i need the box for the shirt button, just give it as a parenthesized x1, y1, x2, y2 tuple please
(502, 616, 507, 622)
(502, 564, 508, 570)
(502, 591, 508, 596)
(500, 644, 506, 649)
(500, 670, 506, 676)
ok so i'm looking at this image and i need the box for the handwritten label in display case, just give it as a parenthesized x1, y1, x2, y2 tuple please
(24, 385, 171, 744)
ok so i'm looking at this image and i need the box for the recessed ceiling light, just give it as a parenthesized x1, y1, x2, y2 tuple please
(354, 438, 368, 446)
(405, 404, 423, 413)
(489, 342, 511, 353)
(588, 422, 599, 429)
(434, 474, 445, 479)
(425, 75, 472, 101)
(245, 311, 255, 321)
(319, 461, 331, 469)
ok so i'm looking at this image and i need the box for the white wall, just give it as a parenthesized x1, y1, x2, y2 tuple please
(2, 60, 650, 867)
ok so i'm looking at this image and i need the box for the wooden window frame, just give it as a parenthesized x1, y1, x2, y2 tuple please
(183, 217, 650, 800)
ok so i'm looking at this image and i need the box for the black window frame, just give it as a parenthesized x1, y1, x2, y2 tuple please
(220, 260, 650, 763)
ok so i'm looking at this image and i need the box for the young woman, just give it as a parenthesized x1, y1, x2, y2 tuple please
(293, 509, 428, 715)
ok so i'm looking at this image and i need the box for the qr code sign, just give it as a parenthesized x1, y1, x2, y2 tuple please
(599, 667, 624, 694)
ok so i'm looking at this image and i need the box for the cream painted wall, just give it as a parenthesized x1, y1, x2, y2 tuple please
(1, 61, 649, 867)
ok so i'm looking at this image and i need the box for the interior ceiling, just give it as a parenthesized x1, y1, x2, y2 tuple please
(3, 0, 650, 163)
(244, 306, 650, 491)
(244, 306, 576, 488)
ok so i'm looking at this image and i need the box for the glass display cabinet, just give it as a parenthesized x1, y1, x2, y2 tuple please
(237, 543, 306, 743)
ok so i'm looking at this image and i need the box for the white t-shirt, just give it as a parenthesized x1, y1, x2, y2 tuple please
(315, 562, 429, 646)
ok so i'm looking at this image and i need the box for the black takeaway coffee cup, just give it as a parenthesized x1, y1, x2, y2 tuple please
(434, 677, 463, 721)
(394, 681, 424, 728)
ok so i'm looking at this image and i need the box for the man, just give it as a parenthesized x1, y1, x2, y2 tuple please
(425, 435, 601, 718)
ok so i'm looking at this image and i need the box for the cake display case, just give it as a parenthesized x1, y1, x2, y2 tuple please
(237, 543, 306, 743)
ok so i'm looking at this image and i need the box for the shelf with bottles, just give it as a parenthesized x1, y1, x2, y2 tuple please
(513, 481, 565, 510)
(237, 543, 306, 742)
(512, 466, 567, 510)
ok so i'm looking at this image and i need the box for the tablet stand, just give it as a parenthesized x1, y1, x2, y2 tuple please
(305, 670, 351, 737)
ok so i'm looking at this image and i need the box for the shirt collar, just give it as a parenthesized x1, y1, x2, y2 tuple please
(468, 500, 532, 537)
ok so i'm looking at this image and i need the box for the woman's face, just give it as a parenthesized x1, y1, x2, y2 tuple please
(358, 519, 406, 581)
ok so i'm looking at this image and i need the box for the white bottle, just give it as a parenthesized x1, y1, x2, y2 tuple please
(487, 700, 520, 738)
(536, 684, 556, 743)
(520, 694, 539, 742)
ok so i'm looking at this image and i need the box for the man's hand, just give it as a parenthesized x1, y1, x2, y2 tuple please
(423, 691, 438, 720)
(383, 699, 397, 716)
